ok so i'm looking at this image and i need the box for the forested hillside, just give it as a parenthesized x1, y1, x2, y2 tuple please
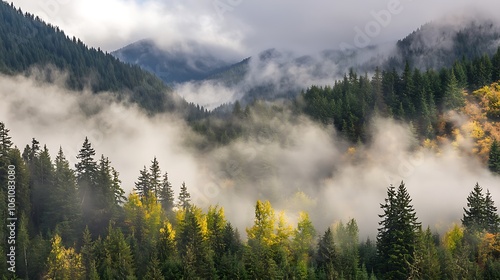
(0, 1, 207, 117)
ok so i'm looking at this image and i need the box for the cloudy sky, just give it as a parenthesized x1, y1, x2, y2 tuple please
(10, 0, 500, 59)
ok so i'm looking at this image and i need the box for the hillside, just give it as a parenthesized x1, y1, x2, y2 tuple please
(112, 39, 235, 85)
(0, 1, 202, 115)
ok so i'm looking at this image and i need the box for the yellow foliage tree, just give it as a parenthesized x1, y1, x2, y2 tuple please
(443, 224, 464, 254)
(45, 234, 84, 280)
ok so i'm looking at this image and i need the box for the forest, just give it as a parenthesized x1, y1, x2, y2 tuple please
(3, 1, 500, 279)
(1, 122, 500, 279)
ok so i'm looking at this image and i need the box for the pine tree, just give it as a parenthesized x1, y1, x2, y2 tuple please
(177, 207, 215, 279)
(484, 189, 500, 233)
(51, 147, 81, 243)
(335, 219, 360, 280)
(102, 224, 136, 279)
(159, 172, 175, 214)
(0, 122, 12, 154)
(144, 254, 164, 280)
(149, 157, 161, 200)
(135, 166, 151, 201)
(377, 182, 420, 279)
(81, 226, 97, 280)
(177, 182, 191, 210)
(32, 145, 54, 233)
(409, 227, 440, 280)
(316, 227, 337, 279)
(443, 70, 465, 110)
(75, 137, 98, 222)
(488, 140, 500, 175)
(462, 183, 487, 232)
(207, 205, 227, 276)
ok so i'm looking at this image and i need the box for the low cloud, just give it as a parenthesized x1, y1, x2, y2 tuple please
(1, 72, 499, 238)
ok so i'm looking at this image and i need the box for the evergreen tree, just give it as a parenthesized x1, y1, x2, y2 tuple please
(335, 219, 360, 280)
(316, 227, 337, 279)
(81, 226, 97, 280)
(443, 70, 465, 110)
(484, 189, 500, 233)
(101, 224, 136, 279)
(0, 122, 12, 154)
(159, 172, 175, 214)
(75, 137, 98, 229)
(177, 206, 215, 279)
(177, 182, 191, 210)
(51, 147, 81, 243)
(488, 140, 500, 175)
(134, 166, 151, 201)
(377, 182, 420, 279)
(462, 183, 487, 232)
(31, 145, 54, 233)
(409, 227, 440, 279)
(149, 157, 161, 200)
(143, 254, 164, 280)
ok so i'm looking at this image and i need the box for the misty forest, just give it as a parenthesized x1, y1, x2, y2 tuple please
(4, 1, 500, 279)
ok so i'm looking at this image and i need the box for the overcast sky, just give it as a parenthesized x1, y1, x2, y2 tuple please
(10, 0, 500, 59)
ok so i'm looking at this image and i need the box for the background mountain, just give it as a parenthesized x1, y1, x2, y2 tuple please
(112, 39, 238, 85)
(113, 19, 500, 109)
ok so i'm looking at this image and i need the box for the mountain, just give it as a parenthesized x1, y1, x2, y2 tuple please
(112, 39, 237, 85)
(388, 19, 500, 70)
(0, 1, 204, 116)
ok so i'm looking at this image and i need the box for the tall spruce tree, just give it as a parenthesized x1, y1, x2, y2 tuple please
(135, 166, 151, 201)
(377, 182, 420, 280)
(462, 183, 487, 232)
(177, 182, 191, 210)
(316, 227, 337, 279)
(149, 157, 161, 200)
(75, 137, 98, 214)
(159, 172, 175, 214)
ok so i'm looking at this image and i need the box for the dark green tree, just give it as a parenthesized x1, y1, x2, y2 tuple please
(177, 182, 191, 210)
(75, 137, 98, 225)
(377, 182, 420, 280)
(488, 140, 500, 175)
(159, 172, 175, 214)
(134, 166, 151, 201)
(149, 157, 161, 200)
(316, 227, 337, 279)
(485, 189, 500, 233)
(462, 183, 487, 232)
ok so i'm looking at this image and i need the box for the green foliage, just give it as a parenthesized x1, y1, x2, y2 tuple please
(489, 140, 500, 174)
(462, 183, 500, 233)
(377, 182, 420, 279)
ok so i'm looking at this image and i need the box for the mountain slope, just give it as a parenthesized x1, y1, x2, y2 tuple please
(112, 39, 236, 85)
(0, 1, 198, 114)
(389, 19, 500, 70)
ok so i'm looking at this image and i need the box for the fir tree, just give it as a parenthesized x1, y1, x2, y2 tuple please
(159, 172, 175, 214)
(135, 166, 151, 201)
(316, 227, 337, 279)
(177, 182, 191, 210)
(149, 157, 161, 200)
(377, 182, 420, 280)
(488, 140, 500, 175)
(484, 189, 500, 233)
(462, 183, 487, 232)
